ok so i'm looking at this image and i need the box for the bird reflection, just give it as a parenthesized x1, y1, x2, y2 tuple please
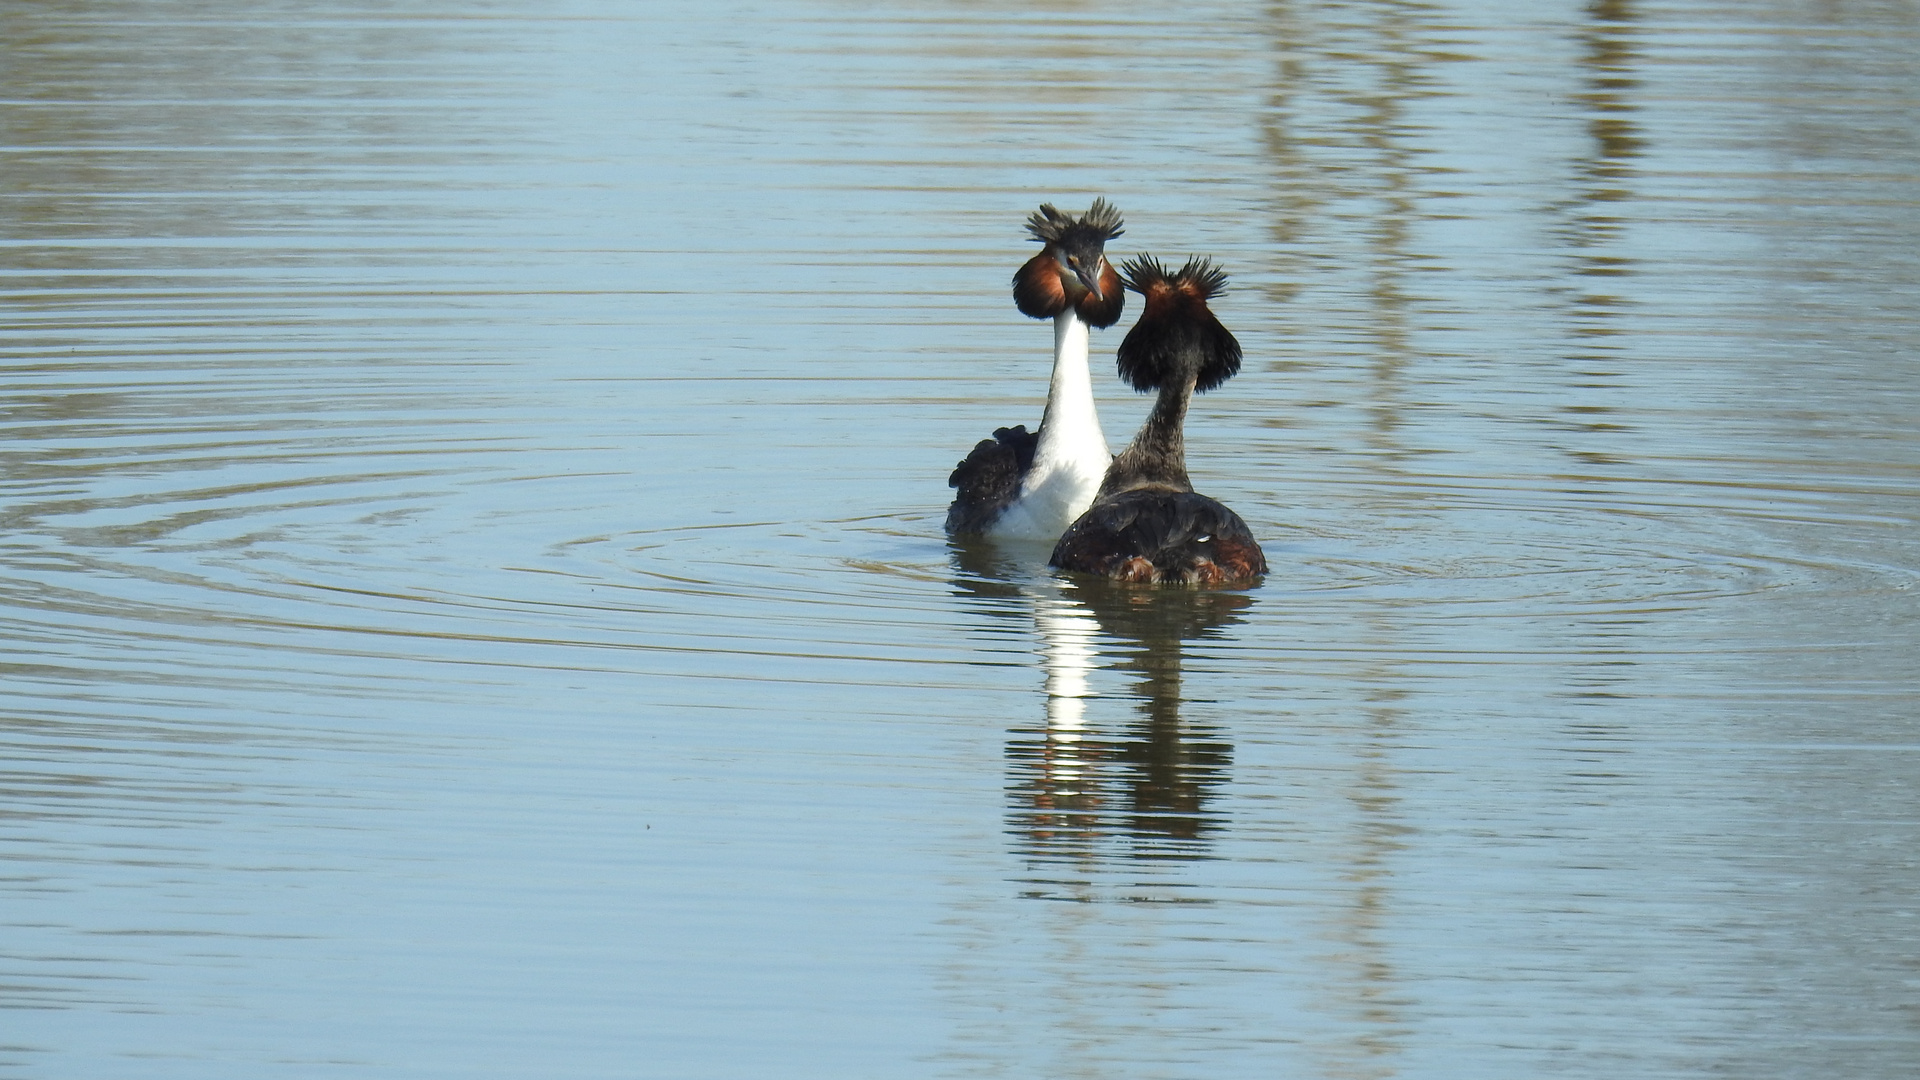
(951, 540, 1250, 866)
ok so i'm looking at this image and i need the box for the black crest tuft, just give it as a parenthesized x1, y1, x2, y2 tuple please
(1114, 255, 1242, 392)
(1120, 255, 1228, 300)
(1023, 198, 1125, 247)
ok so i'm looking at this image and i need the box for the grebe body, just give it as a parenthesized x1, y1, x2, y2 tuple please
(947, 200, 1125, 539)
(1049, 256, 1267, 585)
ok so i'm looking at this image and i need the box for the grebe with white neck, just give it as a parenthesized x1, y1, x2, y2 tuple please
(946, 200, 1125, 539)
(1050, 255, 1267, 586)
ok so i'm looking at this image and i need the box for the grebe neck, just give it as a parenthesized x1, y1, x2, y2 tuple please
(1099, 372, 1194, 497)
(987, 309, 1112, 539)
(1033, 310, 1106, 459)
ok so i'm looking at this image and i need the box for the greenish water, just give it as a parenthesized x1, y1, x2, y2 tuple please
(2, 1, 1916, 1077)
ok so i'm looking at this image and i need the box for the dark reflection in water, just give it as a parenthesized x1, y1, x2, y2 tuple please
(1258, 0, 1456, 467)
(1019, 587, 1243, 863)
(1573, 0, 1643, 206)
(952, 543, 1248, 868)
(1562, 0, 1642, 368)
(1256, 18, 1436, 1066)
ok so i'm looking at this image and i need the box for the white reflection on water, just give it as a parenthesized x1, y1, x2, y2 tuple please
(2, 0, 1918, 1077)
(953, 543, 1250, 871)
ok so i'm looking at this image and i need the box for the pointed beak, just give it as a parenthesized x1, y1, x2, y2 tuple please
(1073, 259, 1105, 300)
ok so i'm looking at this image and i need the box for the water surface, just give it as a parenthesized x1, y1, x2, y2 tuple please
(3, 1, 1916, 1077)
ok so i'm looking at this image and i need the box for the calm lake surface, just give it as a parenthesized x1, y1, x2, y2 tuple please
(3, 1, 1917, 1076)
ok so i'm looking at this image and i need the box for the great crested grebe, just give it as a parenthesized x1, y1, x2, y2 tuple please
(946, 199, 1126, 538)
(1049, 255, 1267, 585)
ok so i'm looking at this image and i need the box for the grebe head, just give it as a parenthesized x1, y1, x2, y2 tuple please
(1115, 255, 1242, 393)
(1013, 198, 1127, 328)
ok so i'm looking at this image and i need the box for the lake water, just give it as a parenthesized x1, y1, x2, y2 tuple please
(3, 1, 1916, 1076)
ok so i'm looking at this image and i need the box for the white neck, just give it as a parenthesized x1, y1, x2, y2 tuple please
(1035, 312, 1105, 456)
(989, 310, 1113, 539)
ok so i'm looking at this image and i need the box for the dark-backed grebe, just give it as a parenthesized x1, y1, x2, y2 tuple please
(946, 199, 1126, 538)
(1049, 256, 1267, 585)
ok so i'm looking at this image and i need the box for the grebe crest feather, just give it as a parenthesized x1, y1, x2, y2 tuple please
(1116, 255, 1241, 393)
